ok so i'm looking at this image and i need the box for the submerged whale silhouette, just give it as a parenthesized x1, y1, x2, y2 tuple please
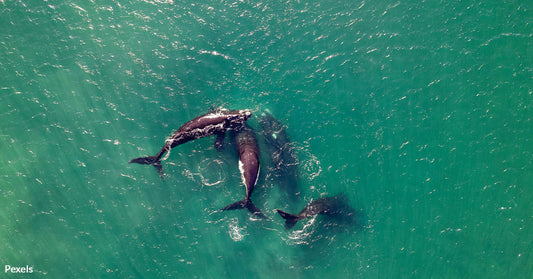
(260, 111, 300, 202)
(277, 195, 355, 229)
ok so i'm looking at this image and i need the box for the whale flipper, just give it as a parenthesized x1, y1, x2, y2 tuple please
(276, 209, 300, 229)
(221, 199, 266, 219)
(214, 132, 226, 151)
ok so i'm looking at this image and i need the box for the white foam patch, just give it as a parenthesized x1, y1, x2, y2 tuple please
(286, 215, 317, 245)
(199, 50, 231, 60)
(228, 218, 247, 241)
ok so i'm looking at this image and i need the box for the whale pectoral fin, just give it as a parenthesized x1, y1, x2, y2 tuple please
(214, 132, 226, 151)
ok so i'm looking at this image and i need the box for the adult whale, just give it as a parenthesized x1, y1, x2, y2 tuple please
(277, 195, 355, 229)
(129, 109, 252, 179)
(260, 111, 300, 202)
(221, 128, 266, 218)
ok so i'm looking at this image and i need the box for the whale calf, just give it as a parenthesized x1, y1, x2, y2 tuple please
(276, 195, 354, 229)
(129, 109, 251, 179)
(221, 127, 266, 218)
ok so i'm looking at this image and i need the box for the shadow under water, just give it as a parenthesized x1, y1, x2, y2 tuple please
(259, 111, 301, 204)
(278, 194, 363, 232)
(278, 194, 366, 268)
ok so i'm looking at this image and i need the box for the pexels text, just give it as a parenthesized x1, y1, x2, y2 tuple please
(5, 265, 34, 273)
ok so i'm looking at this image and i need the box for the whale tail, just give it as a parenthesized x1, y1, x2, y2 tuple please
(129, 155, 165, 180)
(221, 199, 266, 219)
(129, 155, 160, 165)
(276, 209, 300, 229)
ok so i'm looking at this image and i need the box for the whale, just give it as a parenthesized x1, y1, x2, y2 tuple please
(276, 195, 355, 229)
(260, 111, 300, 202)
(221, 127, 266, 218)
(129, 109, 252, 179)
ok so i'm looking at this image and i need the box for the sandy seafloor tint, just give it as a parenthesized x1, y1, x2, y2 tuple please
(1, 0, 531, 278)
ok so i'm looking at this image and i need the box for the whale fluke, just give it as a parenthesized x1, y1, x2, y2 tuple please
(222, 199, 266, 219)
(129, 155, 165, 180)
(153, 161, 164, 180)
(129, 155, 160, 165)
(276, 209, 300, 229)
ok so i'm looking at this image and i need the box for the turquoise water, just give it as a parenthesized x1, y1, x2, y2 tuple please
(1, 0, 531, 278)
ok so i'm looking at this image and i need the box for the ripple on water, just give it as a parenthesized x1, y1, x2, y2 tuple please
(197, 158, 226, 187)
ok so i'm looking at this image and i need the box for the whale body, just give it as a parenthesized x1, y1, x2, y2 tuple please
(276, 195, 354, 229)
(260, 111, 300, 201)
(129, 109, 252, 179)
(221, 128, 266, 218)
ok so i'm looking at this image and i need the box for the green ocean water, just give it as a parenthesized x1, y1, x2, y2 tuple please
(1, 0, 531, 278)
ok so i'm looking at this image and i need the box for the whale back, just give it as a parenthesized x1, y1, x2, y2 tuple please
(235, 129, 260, 198)
(298, 195, 349, 218)
(178, 109, 251, 133)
